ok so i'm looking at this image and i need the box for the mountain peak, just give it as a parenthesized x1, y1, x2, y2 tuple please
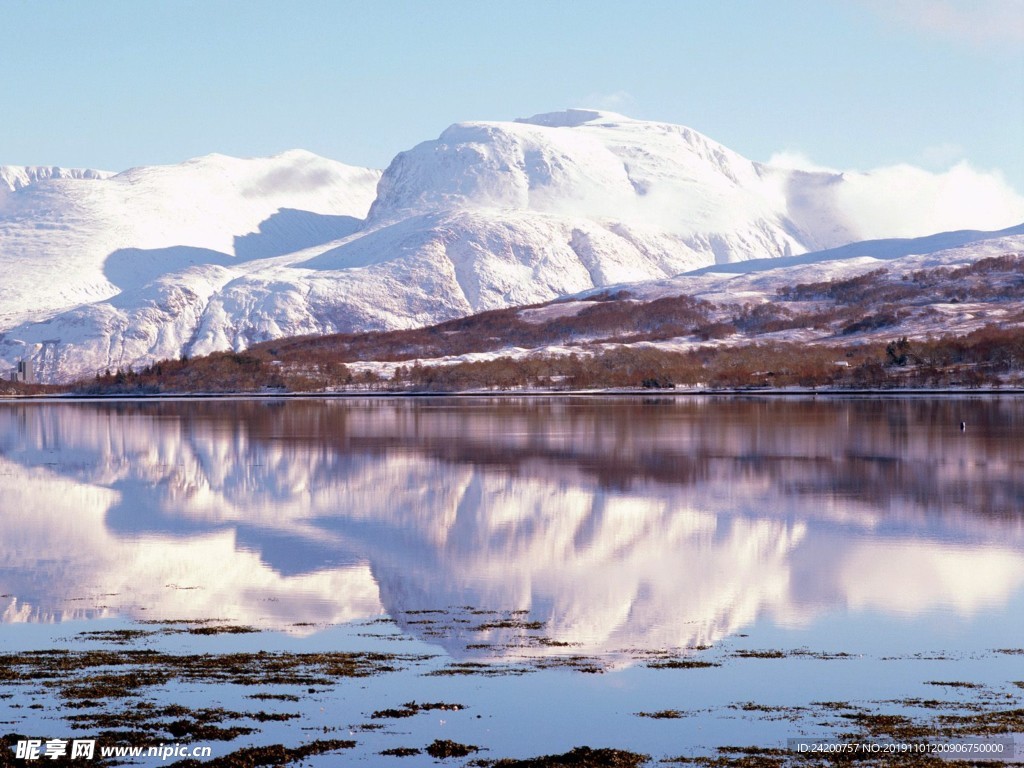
(369, 107, 770, 227)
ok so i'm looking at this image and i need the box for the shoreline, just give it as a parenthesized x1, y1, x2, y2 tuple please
(3, 386, 1024, 403)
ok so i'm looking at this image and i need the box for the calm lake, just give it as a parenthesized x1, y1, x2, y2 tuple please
(1, 396, 1022, 765)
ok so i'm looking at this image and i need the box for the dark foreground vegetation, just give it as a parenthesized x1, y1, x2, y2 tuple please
(0, 380, 57, 397)
(68, 324, 1024, 394)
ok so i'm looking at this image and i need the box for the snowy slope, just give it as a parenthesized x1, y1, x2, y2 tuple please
(333, 227, 1024, 382)
(643, 229, 1024, 305)
(684, 222, 1024, 276)
(3, 109, 1023, 383)
(0, 165, 113, 192)
(0, 151, 380, 327)
(499, 227, 1024, 364)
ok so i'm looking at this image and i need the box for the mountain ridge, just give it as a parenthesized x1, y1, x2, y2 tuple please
(0, 165, 113, 192)
(2, 109, 1023, 383)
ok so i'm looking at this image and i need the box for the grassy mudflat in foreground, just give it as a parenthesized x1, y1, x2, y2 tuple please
(2, 617, 1022, 767)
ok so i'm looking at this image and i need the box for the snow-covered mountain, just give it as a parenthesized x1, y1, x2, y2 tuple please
(0, 151, 381, 380)
(2, 109, 1022, 382)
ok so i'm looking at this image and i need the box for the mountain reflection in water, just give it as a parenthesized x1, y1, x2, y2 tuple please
(1, 397, 1022, 657)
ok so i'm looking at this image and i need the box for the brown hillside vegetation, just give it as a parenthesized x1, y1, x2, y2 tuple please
(257, 252, 1024, 365)
(0, 380, 63, 396)
(73, 325, 1024, 394)
(64, 254, 1024, 394)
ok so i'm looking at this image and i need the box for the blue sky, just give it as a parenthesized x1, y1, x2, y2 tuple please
(2, 0, 1022, 191)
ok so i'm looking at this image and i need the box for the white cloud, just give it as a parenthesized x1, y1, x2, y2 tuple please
(769, 147, 1024, 238)
(919, 141, 965, 169)
(580, 90, 635, 113)
(838, 160, 1024, 238)
(766, 150, 840, 173)
(858, 0, 1024, 46)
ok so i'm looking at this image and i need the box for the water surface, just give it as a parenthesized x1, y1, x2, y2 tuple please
(1, 396, 1022, 763)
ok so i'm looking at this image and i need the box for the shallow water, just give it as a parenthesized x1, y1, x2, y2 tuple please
(1, 396, 1022, 763)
